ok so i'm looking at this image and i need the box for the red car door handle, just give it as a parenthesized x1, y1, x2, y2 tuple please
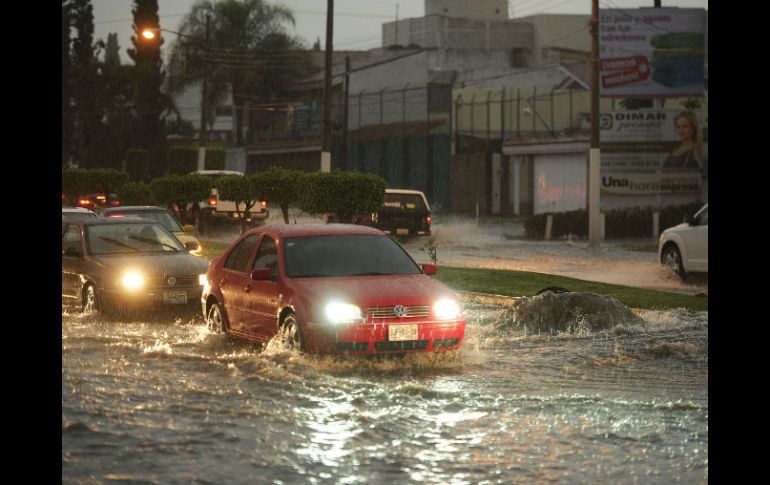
(220, 278, 226, 286)
(244, 285, 251, 293)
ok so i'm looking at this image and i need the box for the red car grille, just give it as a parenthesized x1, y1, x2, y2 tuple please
(367, 305, 431, 319)
(374, 340, 429, 351)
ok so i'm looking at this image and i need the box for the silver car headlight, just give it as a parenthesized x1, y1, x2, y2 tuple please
(325, 302, 363, 324)
(121, 270, 145, 290)
(434, 299, 461, 320)
(199, 274, 208, 286)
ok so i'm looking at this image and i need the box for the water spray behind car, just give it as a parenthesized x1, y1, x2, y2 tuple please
(422, 235, 438, 265)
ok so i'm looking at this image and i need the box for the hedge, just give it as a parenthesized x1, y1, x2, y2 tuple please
(118, 182, 153, 206)
(523, 201, 705, 239)
(259, 166, 304, 223)
(297, 170, 386, 222)
(62, 168, 130, 200)
(149, 174, 212, 218)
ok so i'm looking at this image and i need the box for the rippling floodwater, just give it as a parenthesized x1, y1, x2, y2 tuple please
(62, 304, 707, 484)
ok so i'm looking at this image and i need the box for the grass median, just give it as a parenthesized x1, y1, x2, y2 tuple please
(434, 266, 707, 312)
(199, 238, 707, 312)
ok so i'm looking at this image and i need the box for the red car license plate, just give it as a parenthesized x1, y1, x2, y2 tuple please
(389, 324, 418, 341)
(163, 291, 188, 304)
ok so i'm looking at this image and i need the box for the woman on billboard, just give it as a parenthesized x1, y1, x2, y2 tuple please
(663, 111, 703, 169)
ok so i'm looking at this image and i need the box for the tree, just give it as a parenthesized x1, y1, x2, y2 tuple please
(104, 33, 121, 67)
(297, 171, 386, 223)
(149, 174, 212, 221)
(127, 0, 172, 177)
(167, 0, 318, 146)
(62, 0, 73, 168)
(93, 32, 138, 171)
(216, 174, 265, 232)
(69, 0, 102, 168)
(259, 166, 302, 223)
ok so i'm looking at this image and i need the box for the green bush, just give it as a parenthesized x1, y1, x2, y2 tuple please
(217, 174, 265, 213)
(149, 174, 211, 220)
(118, 182, 153, 206)
(659, 201, 704, 232)
(523, 201, 706, 239)
(62, 168, 130, 201)
(523, 210, 586, 239)
(258, 166, 305, 223)
(605, 206, 651, 239)
(297, 170, 386, 222)
(124, 149, 150, 182)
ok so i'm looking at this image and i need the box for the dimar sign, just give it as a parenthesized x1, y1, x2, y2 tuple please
(600, 172, 701, 195)
(599, 109, 707, 172)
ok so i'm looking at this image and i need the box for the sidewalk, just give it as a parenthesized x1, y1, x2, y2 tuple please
(399, 217, 708, 296)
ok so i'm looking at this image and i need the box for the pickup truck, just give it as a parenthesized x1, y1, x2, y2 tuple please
(351, 188, 432, 236)
(188, 170, 269, 231)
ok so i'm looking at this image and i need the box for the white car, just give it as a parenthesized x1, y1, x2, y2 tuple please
(658, 203, 708, 278)
(62, 207, 98, 223)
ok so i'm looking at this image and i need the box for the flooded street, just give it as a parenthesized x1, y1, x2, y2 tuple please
(62, 302, 707, 484)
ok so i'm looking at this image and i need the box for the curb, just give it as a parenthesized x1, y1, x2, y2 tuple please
(458, 290, 523, 306)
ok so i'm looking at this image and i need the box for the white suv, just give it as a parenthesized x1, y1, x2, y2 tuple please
(658, 203, 708, 278)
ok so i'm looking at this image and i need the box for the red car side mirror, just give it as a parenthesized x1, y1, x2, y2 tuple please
(421, 263, 437, 275)
(251, 268, 274, 281)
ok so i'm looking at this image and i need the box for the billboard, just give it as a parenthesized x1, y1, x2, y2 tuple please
(600, 172, 701, 195)
(599, 8, 706, 98)
(600, 109, 707, 172)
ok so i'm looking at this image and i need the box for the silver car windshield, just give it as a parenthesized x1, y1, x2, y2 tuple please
(110, 211, 184, 232)
(284, 235, 421, 278)
(86, 223, 185, 255)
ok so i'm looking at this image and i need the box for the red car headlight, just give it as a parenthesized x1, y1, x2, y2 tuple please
(434, 299, 461, 320)
(325, 302, 363, 324)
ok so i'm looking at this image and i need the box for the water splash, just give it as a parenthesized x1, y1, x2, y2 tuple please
(495, 291, 645, 335)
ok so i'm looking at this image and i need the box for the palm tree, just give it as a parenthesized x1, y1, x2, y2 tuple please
(167, 0, 318, 146)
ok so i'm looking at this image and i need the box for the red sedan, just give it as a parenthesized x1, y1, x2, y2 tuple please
(201, 224, 466, 355)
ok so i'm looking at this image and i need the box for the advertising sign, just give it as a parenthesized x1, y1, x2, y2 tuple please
(600, 172, 701, 195)
(599, 8, 706, 98)
(600, 109, 706, 172)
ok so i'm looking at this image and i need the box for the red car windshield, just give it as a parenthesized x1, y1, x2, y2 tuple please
(284, 235, 421, 278)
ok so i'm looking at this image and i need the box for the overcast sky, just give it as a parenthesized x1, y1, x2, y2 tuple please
(91, 0, 708, 63)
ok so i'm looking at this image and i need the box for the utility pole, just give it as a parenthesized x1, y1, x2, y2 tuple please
(588, 0, 601, 247)
(197, 15, 210, 172)
(321, 0, 334, 172)
(342, 56, 350, 170)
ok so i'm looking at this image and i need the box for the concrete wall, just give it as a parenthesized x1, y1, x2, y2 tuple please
(383, 16, 533, 51)
(514, 14, 591, 66)
(348, 52, 430, 128)
(426, 0, 508, 20)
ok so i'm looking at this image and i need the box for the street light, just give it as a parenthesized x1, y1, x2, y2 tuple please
(141, 17, 211, 172)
